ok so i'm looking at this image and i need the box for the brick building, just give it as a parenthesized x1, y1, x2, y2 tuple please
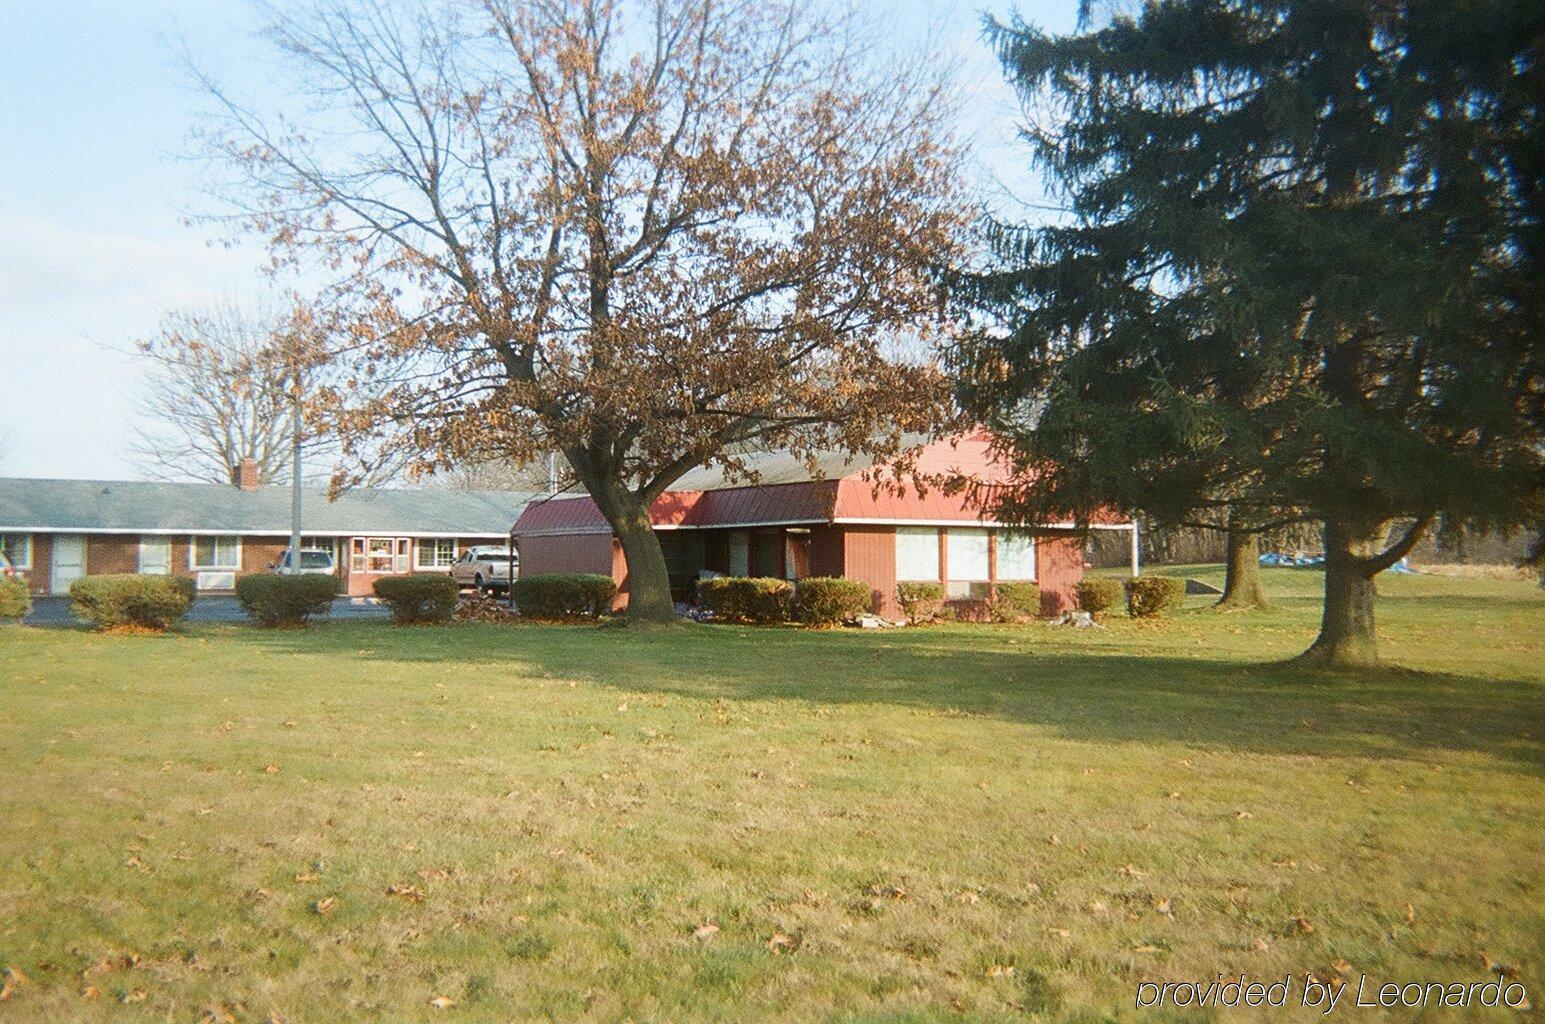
(0, 466, 534, 597)
(514, 433, 1137, 617)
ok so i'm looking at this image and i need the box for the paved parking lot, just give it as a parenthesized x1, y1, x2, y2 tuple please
(23, 595, 392, 627)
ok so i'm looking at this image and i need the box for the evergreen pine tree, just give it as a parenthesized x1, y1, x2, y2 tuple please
(953, 0, 1542, 667)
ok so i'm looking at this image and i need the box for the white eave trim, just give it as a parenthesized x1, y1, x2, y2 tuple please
(518, 517, 1136, 536)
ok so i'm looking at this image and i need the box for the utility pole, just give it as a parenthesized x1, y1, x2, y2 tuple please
(288, 339, 303, 574)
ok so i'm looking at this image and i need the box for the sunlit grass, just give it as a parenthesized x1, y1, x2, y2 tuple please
(1, 569, 1540, 1021)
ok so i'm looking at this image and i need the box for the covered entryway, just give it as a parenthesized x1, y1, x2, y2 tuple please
(50, 534, 86, 594)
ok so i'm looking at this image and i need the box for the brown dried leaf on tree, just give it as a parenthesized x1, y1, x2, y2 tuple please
(198, 0, 969, 621)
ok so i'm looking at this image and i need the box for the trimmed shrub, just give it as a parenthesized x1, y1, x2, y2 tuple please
(373, 573, 459, 624)
(896, 581, 945, 624)
(1125, 575, 1186, 618)
(990, 581, 1040, 622)
(697, 577, 792, 623)
(793, 577, 871, 625)
(70, 574, 195, 631)
(1074, 577, 1124, 614)
(236, 573, 339, 627)
(512, 573, 618, 619)
(0, 577, 31, 621)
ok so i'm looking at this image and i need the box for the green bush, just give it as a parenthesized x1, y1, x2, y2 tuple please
(896, 581, 945, 623)
(990, 581, 1040, 622)
(373, 574, 459, 624)
(698, 577, 792, 623)
(1074, 577, 1124, 614)
(793, 577, 871, 625)
(1125, 575, 1186, 617)
(512, 573, 618, 619)
(69, 574, 195, 631)
(0, 577, 31, 621)
(236, 573, 339, 627)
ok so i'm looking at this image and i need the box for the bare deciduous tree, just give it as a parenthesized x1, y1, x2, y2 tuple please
(131, 302, 303, 486)
(199, 0, 967, 619)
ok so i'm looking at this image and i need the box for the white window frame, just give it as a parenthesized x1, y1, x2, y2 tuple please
(189, 535, 242, 571)
(352, 537, 410, 574)
(1, 533, 32, 570)
(995, 532, 1037, 581)
(416, 537, 458, 569)
(895, 526, 940, 582)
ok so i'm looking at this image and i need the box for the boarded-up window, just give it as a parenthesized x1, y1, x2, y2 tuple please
(895, 526, 939, 581)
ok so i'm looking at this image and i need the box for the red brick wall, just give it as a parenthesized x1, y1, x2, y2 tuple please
(19, 534, 53, 595)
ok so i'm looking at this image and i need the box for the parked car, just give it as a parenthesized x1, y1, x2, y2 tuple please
(272, 549, 338, 576)
(450, 546, 518, 593)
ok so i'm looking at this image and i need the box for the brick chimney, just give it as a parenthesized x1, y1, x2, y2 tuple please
(236, 458, 261, 491)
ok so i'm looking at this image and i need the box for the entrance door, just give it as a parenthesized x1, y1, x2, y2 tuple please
(51, 534, 86, 594)
(138, 536, 172, 574)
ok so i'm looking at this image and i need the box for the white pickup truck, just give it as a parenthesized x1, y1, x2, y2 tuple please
(449, 546, 519, 594)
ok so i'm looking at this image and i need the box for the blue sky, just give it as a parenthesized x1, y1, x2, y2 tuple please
(0, 0, 1078, 480)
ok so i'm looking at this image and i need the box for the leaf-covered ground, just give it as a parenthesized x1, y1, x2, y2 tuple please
(1, 568, 1541, 1022)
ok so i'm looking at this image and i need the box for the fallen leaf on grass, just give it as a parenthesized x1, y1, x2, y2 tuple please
(293, 872, 319, 883)
(1154, 898, 1173, 916)
(121, 990, 148, 1004)
(1289, 916, 1315, 935)
(313, 897, 337, 916)
(1046, 927, 1070, 939)
(81, 985, 101, 1000)
(1234, 809, 1254, 819)
(692, 924, 719, 942)
(1131, 944, 1165, 954)
(1253, 938, 1272, 953)
(767, 932, 800, 954)
(203, 1005, 237, 1023)
(869, 883, 907, 901)
(1480, 951, 1519, 979)
(1, 967, 29, 1001)
(1404, 903, 1416, 925)
(957, 891, 980, 905)
(1117, 864, 1147, 878)
(386, 884, 425, 902)
(419, 867, 450, 880)
(428, 995, 455, 1009)
(263, 764, 280, 774)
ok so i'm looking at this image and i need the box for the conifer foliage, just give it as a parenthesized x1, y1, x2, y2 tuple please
(953, 0, 1543, 666)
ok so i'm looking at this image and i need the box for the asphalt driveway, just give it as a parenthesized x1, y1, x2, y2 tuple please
(24, 595, 392, 627)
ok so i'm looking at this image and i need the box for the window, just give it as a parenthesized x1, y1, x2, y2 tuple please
(190, 536, 241, 570)
(728, 532, 749, 576)
(997, 532, 1036, 580)
(945, 528, 990, 599)
(751, 530, 782, 578)
(351, 537, 410, 574)
(1, 534, 32, 570)
(416, 538, 458, 568)
(895, 527, 940, 581)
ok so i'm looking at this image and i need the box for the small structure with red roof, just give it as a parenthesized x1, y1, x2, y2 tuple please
(513, 432, 1138, 618)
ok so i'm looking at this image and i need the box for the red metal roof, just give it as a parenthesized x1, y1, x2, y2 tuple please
(513, 433, 1122, 536)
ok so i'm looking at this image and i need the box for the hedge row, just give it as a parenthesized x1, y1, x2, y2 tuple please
(374, 573, 460, 624)
(70, 574, 195, 631)
(697, 577, 792, 623)
(512, 573, 618, 619)
(236, 573, 340, 627)
(1125, 576, 1186, 617)
(0, 577, 31, 621)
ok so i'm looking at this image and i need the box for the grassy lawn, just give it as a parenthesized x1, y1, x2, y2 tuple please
(1, 568, 1541, 1022)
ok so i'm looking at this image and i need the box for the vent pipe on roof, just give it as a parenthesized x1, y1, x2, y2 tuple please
(236, 458, 261, 491)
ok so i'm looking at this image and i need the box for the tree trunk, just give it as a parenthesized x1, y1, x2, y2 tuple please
(1216, 521, 1267, 610)
(612, 508, 677, 622)
(1294, 520, 1379, 668)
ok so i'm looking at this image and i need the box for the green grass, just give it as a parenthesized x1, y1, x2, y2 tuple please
(1, 568, 1541, 1022)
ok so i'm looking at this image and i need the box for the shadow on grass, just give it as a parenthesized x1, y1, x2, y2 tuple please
(220, 619, 1544, 768)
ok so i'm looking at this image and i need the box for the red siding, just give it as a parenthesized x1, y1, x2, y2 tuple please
(1035, 533, 1086, 615)
(840, 525, 896, 617)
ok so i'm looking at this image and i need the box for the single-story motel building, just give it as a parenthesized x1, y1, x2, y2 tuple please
(516, 433, 1139, 618)
(0, 466, 535, 597)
